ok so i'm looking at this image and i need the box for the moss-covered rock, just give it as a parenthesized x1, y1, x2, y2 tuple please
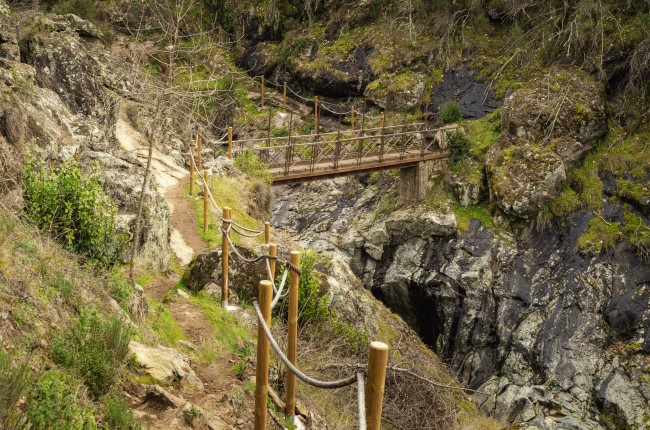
(487, 68, 607, 218)
(364, 71, 426, 110)
(488, 137, 566, 217)
(501, 67, 607, 165)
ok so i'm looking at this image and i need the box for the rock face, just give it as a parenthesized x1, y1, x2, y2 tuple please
(427, 66, 502, 120)
(0, 12, 174, 270)
(272, 174, 650, 430)
(365, 72, 426, 111)
(129, 341, 204, 389)
(352, 214, 650, 429)
(487, 68, 607, 218)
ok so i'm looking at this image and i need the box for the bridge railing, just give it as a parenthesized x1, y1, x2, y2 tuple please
(231, 124, 458, 176)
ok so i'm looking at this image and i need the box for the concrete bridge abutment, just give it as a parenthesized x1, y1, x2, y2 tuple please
(399, 160, 437, 204)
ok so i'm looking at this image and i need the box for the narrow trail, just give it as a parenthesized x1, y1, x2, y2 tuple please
(166, 177, 208, 265)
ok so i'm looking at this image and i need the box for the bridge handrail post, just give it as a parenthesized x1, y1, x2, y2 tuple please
(285, 111, 293, 176)
(266, 107, 272, 164)
(380, 112, 386, 163)
(283, 81, 287, 111)
(351, 105, 355, 138)
(420, 123, 426, 156)
(261, 75, 265, 108)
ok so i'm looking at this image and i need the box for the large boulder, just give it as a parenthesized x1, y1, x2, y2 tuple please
(364, 72, 426, 111)
(487, 137, 567, 217)
(487, 68, 607, 218)
(128, 341, 204, 389)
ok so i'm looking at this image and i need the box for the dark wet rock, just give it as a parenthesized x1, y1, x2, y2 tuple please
(427, 66, 502, 120)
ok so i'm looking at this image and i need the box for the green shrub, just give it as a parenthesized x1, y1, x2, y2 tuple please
(22, 159, 127, 267)
(275, 249, 329, 326)
(439, 101, 462, 124)
(233, 149, 273, 183)
(374, 191, 397, 219)
(24, 371, 96, 430)
(103, 394, 140, 430)
(51, 312, 131, 398)
(48, 0, 97, 21)
(0, 349, 31, 429)
(448, 132, 471, 164)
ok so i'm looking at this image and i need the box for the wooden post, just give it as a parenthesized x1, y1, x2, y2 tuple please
(197, 128, 203, 171)
(266, 107, 272, 163)
(268, 243, 277, 281)
(189, 143, 195, 195)
(366, 341, 389, 430)
(313, 96, 319, 133)
(203, 170, 209, 234)
(261, 75, 265, 108)
(254, 280, 273, 430)
(285, 250, 300, 416)
(283, 81, 287, 111)
(228, 127, 233, 160)
(351, 105, 355, 137)
(380, 112, 386, 163)
(264, 222, 271, 244)
(285, 111, 293, 176)
(221, 207, 231, 308)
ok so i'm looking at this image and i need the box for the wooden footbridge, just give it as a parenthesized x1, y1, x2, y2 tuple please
(227, 122, 457, 185)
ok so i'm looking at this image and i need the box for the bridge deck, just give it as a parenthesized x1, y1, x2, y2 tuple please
(268, 148, 451, 184)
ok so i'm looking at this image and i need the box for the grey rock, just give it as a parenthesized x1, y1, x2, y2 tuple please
(129, 341, 204, 389)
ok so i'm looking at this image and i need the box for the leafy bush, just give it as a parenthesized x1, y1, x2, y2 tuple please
(233, 149, 273, 183)
(23, 159, 127, 267)
(103, 394, 140, 430)
(448, 132, 471, 164)
(51, 311, 131, 398)
(24, 371, 96, 430)
(438, 101, 462, 124)
(275, 249, 329, 326)
(0, 349, 31, 430)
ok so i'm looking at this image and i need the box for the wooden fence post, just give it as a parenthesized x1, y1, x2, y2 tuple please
(266, 107, 272, 163)
(221, 207, 231, 308)
(285, 250, 300, 417)
(351, 105, 355, 137)
(261, 75, 265, 108)
(254, 280, 272, 430)
(264, 222, 271, 244)
(197, 127, 203, 171)
(283, 81, 287, 111)
(203, 170, 209, 234)
(228, 126, 233, 160)
(269, 243, 277, 280)
(189, 143, 195, 195)
(366, 341, 389, 430)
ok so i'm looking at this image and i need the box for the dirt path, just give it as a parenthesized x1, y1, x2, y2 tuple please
(166, 177, 208, 266)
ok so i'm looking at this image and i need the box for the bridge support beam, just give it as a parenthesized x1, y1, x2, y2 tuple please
(399, 160, 435, 204)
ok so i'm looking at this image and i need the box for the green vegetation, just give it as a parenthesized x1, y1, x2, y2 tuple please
(190, 294, 249, 354)
(438, 101, 462, 124)
(24, 371, 96, 430)
(148, 298, 188, 346)
(374, 191, 398, 219)
(0, 349, 31, 429)
(103, 393, 141, 430)
(578, 217, 621, 254)
(51, 311, 131, 398)
(448, 132, 471, 165)
(22, 159, 127, 267)
(452, 204, 494, 232)
(233, 149, 273, 183)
